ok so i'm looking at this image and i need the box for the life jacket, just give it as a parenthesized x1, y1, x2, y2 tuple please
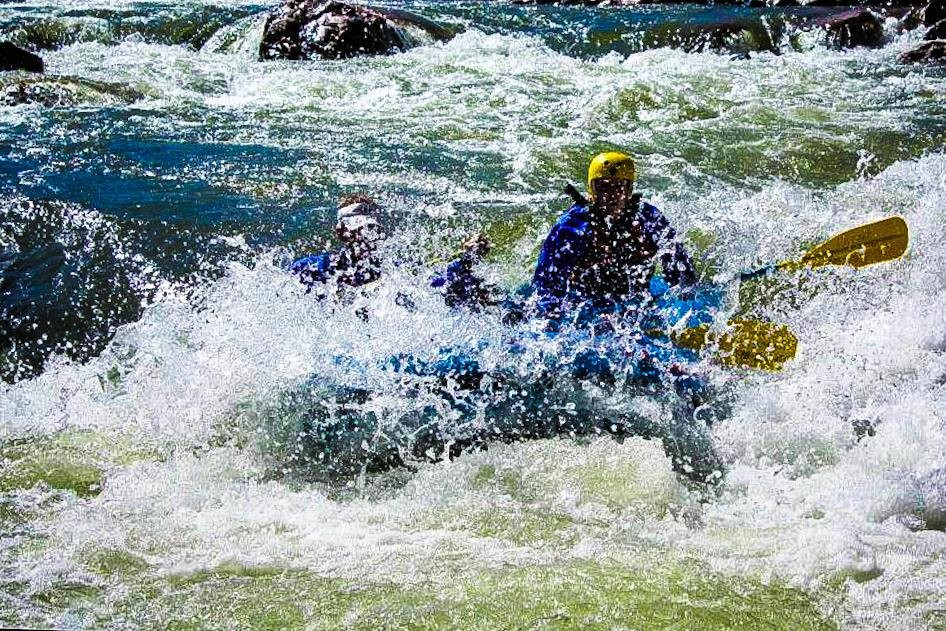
(532, 194, 695, 311)
(573, 195, 660, 301)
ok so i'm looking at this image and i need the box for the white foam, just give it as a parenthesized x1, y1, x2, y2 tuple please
(3, 7, 946, 626)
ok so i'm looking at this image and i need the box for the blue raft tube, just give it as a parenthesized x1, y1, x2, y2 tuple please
(265, 278, 729, 485)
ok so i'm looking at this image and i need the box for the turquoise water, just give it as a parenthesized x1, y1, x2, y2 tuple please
(1, 1, 946, 628)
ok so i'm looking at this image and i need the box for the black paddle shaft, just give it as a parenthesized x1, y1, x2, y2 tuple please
(564, 183, 589, 207)
(563, 184, 642, 210)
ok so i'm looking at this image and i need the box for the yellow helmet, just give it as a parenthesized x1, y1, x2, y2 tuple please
(587, 152, 636, 199)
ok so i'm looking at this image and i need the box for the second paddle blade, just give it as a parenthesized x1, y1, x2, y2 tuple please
(674, 319, 798, 371)
(718, 319, 798, 371)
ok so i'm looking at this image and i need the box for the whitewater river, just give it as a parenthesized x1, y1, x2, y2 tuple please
(1, 0, 945, 628)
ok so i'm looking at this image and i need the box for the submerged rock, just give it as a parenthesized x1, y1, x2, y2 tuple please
(524, 0, 748, 4)
(0, 75, 145, 107)
(514, 0, 748, 5)
(0, 42, 44, 73)
(803, 0, 850, 6)
(891, 5, 926, 32)
(259, 0, 448, 60)
(510, 0, 600, 6)
(899, 38, 946, 62)
(381, 7, 456, 42)
(643, 17, 782, 54)
(798, 7, 885, 49)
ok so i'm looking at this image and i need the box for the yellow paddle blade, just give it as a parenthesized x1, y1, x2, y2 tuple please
(717, 319, 797, 371)
(673, 319, 798, 371)
(794, 216, 909, 271)
(673, 326, 711, 351)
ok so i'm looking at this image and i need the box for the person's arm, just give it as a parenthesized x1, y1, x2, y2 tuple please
(663, 240, 697, 287)
(431, 234, 496, 309)
(642, 204, 697, 288)
(430, 255, 478, 306)
(531, 205, 589, 305)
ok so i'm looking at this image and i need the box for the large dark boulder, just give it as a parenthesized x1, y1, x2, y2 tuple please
(927, 18, 946, 37)
(899, 38, 946, 61)
(799, 7, 885, 48)
(260, 0, 414, 60)
(0, 42, 43, 73)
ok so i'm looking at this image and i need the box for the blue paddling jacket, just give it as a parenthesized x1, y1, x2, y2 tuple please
(533, 197, 696, 311)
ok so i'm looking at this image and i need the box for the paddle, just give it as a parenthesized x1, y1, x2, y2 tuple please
(562, 183, 801, 370)
(741, 216, 909, 281)
(672, 319, 798, 372)
(702, 216, 909, 370)
(551, 199, 907, 371)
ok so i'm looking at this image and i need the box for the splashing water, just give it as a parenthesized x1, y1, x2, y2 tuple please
(1, 0, 945, 628)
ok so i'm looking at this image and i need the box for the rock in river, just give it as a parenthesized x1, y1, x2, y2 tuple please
(925, 0, 946, 26)
(259, 0, 449, 61)
(0, 75, 145, 107)
(642, 17, 782, 54)
(0, 42, 44, 73)
(927, 18, 946, 38)
(798, 7, 885, 49)
(899, 39, 946, 62)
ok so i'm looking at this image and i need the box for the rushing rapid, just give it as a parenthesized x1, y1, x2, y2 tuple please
(1, 0, 945, 629)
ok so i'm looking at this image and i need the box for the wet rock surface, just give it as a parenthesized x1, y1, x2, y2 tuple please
(746, 0, 800, 7)
(513, 0, 705, 5)
(798, 7, 885, 48)
(381, 7, 455, 42)
(643, 17, 783, 54)
(503, 4, 901, 55)
(925, 0, 946, 25)
(899, 38, 946, 62)
(0, 42, 44, 73)
(511, 0, 606, 6)
(0, 75, 145, 107)
(260, 0, 435, 60)
(891, 6, 926, 32)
